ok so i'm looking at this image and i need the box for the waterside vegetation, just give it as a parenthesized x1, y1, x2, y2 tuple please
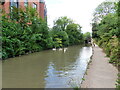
(1, 7, 90, 60)
(92, 1, 120, 88)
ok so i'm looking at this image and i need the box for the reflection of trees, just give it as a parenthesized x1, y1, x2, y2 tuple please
(2, 45, 92, 88)
(49, 45, 83, 71)
(45, 46, 92, 88)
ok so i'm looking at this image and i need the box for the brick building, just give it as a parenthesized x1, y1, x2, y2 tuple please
(0, 0, 47, 19)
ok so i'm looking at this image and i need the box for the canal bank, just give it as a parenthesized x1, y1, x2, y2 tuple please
(81, 45, 118, 88)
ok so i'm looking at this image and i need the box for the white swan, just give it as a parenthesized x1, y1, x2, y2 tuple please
(59, 48, 62, 51)
(63, 48, 68, 53)
(52, 48, 56, 51)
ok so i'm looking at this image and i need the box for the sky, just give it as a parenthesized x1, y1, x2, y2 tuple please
(45, 0, 107, 33)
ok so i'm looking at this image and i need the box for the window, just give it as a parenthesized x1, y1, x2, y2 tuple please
(33, 3, 37, 10)
(10, 0, 19, 8)
(10, 0, 19, 19)
(24, 0, 28, 7)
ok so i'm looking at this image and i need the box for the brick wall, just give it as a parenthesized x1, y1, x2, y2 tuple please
(3, 1, 10, 14)
(1, 0, 46, 19)
(39, 2, 44, 19)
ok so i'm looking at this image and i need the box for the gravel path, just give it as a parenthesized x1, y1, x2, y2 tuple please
(81, 45, 118, 88)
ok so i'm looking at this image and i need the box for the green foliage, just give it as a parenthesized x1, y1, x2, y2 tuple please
(97, 13, 118, 36)
(93, 1, 116, 23)
(116, 74, 120, 89)
(92, 13, 119, 67)
(83, 32, 91, 44)
(2, 7, 50, 59)
(50, 29, 69, 48)
(53, 16, 73, 31)
(52, 16, 84, 46)
(92, 23, 100, 38)
(66, 23, 83, 45)
(2, 8, 84, 60)
(92, 1, 120, 88)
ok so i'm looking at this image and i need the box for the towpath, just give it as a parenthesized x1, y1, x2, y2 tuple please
(81, 45, 118, 88)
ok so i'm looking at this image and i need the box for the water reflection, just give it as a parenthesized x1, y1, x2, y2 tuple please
(45, 46, 92, 88)
(2, 45, 92, 88)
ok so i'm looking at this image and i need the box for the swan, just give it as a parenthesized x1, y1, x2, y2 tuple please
(52, 47, 56, 51)
(59, 48, 62, 51)
(63, 48, 68, 53)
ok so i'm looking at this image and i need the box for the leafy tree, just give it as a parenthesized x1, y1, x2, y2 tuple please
(83, 32, 91, 43)
(50, 29, 69, 48)
(53, 16, 73, 31)
(66, 23, 83, 45)
(92, 1, 118, 39)
(116, 1, 120, 38)
(92, 2, 120, 87)
(2, 6, 50, 59)
(93, 1, 116, 23)
(52, 16, 83, 46)
(97, 13, 117, 36)
(2, 8, 84, 60)
(92, 23, 99, 38)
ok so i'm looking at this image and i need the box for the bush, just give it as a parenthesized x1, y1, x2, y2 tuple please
(50, 29, 69, 48)
(2, 8, 84, 60)
(66, 23, 83, 45)
(2, 7, 50, 59)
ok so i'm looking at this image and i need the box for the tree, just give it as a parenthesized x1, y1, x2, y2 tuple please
(117, 1, 120, 38)
(97, 13, 117, 36)
(51, 16, 84, 47)
(92, 23, 99, 38)
(66, 23, 83, 45)
(93, 1, 116, 23)
(53, 16, 73, 31)
(92, 1, 118, 39)
(2, 6, 50, 59)
(91, 1, 120, 77)
(50, 29, 69, 48)
(83, 32, 91, 44)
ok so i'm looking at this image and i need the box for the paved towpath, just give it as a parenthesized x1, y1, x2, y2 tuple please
(81, 45, 118, 88)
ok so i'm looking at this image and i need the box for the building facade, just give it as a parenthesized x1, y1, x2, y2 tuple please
(0, 0, 47, 19)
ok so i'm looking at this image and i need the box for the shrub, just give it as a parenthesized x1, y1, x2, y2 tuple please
(2, 7, 50, 59)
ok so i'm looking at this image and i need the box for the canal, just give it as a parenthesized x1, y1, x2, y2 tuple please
(2, 45, 92, 88)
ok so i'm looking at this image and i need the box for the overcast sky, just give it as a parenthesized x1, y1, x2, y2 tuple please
(45, 0, 107, 33)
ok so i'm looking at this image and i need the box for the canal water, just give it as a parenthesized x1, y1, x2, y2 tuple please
(2, 45, 92, 88)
